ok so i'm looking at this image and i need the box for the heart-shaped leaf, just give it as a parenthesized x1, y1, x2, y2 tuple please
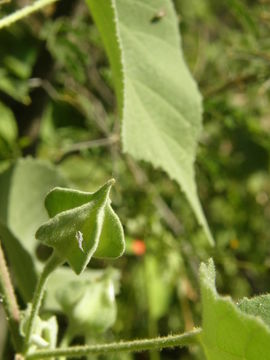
(36, 180, 125, 274)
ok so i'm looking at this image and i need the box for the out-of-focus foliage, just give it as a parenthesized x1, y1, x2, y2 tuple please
(0, 0, 269, 359)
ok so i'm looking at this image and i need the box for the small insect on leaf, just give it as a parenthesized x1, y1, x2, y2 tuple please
(76, 231, 84, 253)
(151, 8, 166, 23)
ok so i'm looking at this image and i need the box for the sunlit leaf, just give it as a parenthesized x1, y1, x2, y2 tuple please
(86, 0, 213, 244)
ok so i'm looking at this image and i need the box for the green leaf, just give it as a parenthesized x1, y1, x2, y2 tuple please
(86, 0, 213, 244)
(0, 222, 37, 301)
(144, 253, 179, 320)
(0, 158, 67, 300)
(0, 158, 67, 256)
(0, 68, 30, 104)
(0, 102, 17, 144)
(237, 295, 270, 329)
(199, 259, 270, 360)
(45, 267, 113, 311)
(36, 180, 125, 274)
(94, 205, 126, 259)
(55, 268, 119, 336)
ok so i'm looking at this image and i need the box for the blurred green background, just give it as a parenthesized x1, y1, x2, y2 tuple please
(0, 0, 269, 359)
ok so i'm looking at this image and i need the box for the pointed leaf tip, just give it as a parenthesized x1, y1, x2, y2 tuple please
(106, 178, 116, 186)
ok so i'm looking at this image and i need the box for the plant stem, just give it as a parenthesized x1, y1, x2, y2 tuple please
(26, 329, 202, 359)
(0, 0, 59, 30)
(0, 241, 22, 351)
(23, 252, 62, 354)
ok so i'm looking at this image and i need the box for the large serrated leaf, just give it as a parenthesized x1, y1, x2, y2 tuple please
(86, 0, 213, 244)
(36, 181, 125, 275)
(199, 259, 270, 359)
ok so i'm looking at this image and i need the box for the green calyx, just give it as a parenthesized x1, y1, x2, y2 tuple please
(36, 179, 125, 275)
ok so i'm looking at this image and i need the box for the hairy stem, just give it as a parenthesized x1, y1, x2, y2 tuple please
(26, 329, 202, 359)
(0, 0, 59, 30)
(23, 252, 62, 353)
(0, 241, 22, 351)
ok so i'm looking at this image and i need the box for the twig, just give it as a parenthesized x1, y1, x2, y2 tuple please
(203, 73, 258, 98)
(126, 156, 183, 235)
(0, 0, 59, 30)
(26, 329, 201, 359)
(0, 241, 22, 350)
(55, 134, 120, 164)
(0, 0, 11, 5)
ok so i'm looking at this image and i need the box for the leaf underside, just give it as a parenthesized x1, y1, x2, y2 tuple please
(86, 0, 213, 244)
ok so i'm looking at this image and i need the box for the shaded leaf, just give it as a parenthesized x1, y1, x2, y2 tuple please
(0, 222, 37, 301)
(144, 253, 179, 320)
(44, 266, 117, 311)
(55, 268, 119, 336)
(0, 102, 17, 144)
(0, 158, 67, 300)
(0, 158, 67, 255)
